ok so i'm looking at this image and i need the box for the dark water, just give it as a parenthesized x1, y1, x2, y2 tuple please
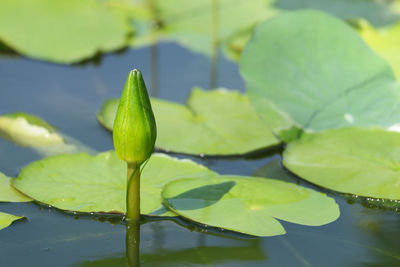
(0, 44, 399, 267)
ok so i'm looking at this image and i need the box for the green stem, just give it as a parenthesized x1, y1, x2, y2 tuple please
(127, 163, 141, 222)
(126, 220, 141, 267)
(209, 0, 219, 89)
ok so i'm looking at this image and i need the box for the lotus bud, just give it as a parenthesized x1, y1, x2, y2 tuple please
(113, 69, 157, 165)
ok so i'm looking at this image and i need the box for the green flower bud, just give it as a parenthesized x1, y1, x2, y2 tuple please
(113, 69, 157, 165)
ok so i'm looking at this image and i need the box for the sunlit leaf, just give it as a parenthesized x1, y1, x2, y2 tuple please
(0, 0, 131, 63)
(358, 19, 400, 79)
(13, 151, 216, 216)
(0, 172, 31, 202)
(0, 113, 64, 147)
(158, 0, 276, 56)
(240, 10, 400, 142)
(162, 176, 339, 236)
(98, 88, 280, 156)
(124, 0, 277, 58)
(283, 127, 400, 200)
(0, 212, 23, 231)
(0, 112, 95, 156)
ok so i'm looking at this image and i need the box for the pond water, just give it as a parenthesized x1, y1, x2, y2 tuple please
(0, 44, 399, 266)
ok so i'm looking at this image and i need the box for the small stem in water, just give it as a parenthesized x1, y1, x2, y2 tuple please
(126, 163, 141, 222)
(209, 0, 219, 89)
(126, 220, 141, 267)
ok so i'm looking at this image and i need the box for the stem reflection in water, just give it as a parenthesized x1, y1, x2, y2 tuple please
(126, 220, 141, 267)
(209, 0, 219, 89)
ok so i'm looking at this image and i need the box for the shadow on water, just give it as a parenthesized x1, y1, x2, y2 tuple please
(0, 41, 18, 57)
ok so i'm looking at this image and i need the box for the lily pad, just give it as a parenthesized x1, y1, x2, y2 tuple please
(0, 212, 23, 231)
(0, 113, 64, 147)
(162, 176, 339, 236)
(155, 0, 277, 56)
(240, 10, 400, 142)
(13, 151, 216, 216)
(0, 0, 131, 63)
(0, 112, 95, 156)
(282, 127, 400, 200)
(0, 172, 31, 202)
(121, 0, 276, 58)
(358, 19, 400, 79)
(98, 88, 280, 156)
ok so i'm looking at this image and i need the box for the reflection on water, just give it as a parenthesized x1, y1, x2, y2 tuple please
(79, 218, 265, 267)
(126, 221, 140, 267)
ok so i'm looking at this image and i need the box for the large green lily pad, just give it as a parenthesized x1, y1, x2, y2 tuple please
(13, 151, 216, 216)
(0, 212, 23, 231)
(0, 0, 131, 63)
(283, 127, 400, 200)
(0, 172, 31, 202)
(358, 19, 400, 79)
(240, 10, 400, 142)
(162, 176, 339, 236)
(98, 88, 280, 156)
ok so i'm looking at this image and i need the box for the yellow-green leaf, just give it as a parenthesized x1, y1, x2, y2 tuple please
(162, 176, 339, 237)
(13, 151, 217, 217)
(0, 0, 131, 63)
(98, 88, 280, 156)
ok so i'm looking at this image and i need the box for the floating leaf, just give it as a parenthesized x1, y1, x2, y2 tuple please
(0, 112, 95, 156)
(283, 127, 400, 200)
(124, 0, 276, 58)
(240, 10, 400, 142)
(98, 88, 280, 156)
(0, 113, 64, 147)
(0, 0, 131, 63)
(156, 0, 277, 56)
(358, 19, 400, 79)
(162, 176, 339, 236)
(0, 212, 23, 231)
(13, 151, 216, 216)
(0, 172, 31, 202)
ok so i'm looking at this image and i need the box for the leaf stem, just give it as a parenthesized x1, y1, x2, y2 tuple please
(127, 163, 141, 222)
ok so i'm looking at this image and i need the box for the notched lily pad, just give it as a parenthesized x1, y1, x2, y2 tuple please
(13, 151, 216, 216)
(0, 0, 131, 63)
(0, 172, 31, 202)
(98, 88, 280, 156)
(240, 10, 400, 142)
(283, 127, 400, 200)
(0, 212, 23, 231)
(162, 176, 339, 236)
